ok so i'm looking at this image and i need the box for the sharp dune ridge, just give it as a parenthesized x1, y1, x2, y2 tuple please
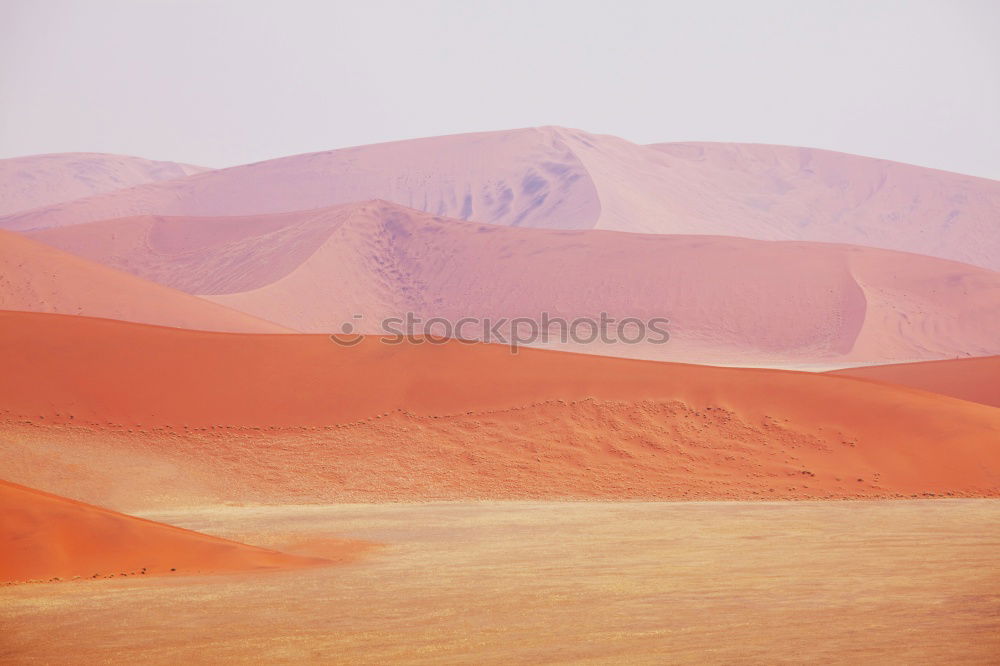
(1, 311, 997, 509)
(830, 356, 1000, 408)
(28, 199, 1000, 366)
(4, 127, 999, 269)
(0, 479, 335, 585)
(0, 229, 291, 333)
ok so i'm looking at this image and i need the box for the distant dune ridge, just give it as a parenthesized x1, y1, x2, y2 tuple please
(830, 356, 1000, 408)
(0, 479, 329, 584)
(28, 200, 1000, 366)
(1, 312, 997, 509)
(0, 153, 208, 217)
(0, 230, 290, 333)
(3, 128, 999, 270)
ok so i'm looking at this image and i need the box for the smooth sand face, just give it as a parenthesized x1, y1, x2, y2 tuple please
(2, 501, 998, 664)
(831, 356, 1000, 408)
(0, 480, 343, 584)
(0, 232, 289, 332)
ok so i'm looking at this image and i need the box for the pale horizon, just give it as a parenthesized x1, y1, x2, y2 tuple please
(2, 0, 999, 179)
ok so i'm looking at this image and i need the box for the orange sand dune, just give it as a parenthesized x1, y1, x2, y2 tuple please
(829, 356, 1000, 408)
(4, 128, 998, 269)
(0, 230, 288, 332)
(0, 311, 997, 506)
(0, 479, 330, 584)
(0, 152, 208, 217)
(28, 200, 1000, 365)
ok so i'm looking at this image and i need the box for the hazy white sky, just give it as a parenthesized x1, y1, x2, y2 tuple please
(1, 0, 998, 177)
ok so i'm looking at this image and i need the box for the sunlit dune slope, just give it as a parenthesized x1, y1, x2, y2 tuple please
(0, 230, 289, 332)
(829, 356, 1000, 408)
(0, 311, 997, 506)
(0, 479, 329, 584)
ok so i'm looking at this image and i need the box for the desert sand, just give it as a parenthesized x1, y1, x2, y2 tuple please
(4, 128, 998, 269)
(831, 356, 1000, 407)
(2, 501, 998, 664)
(0, 152, 207, 217)
(0, 230, 289, 332)
(0, 479, 336, 585)
(26, 200, 1000, 365)
(1, 311, 997, 510)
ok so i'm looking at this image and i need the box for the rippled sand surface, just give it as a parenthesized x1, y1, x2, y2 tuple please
(3, 500, 998, 664)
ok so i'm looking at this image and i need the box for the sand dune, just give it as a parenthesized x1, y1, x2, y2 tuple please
(0, 479, 330, 584)
(639, 141, 1000, 269)
(4, 128, 998, 269)
(0, 128, 598, 233)
(29, 200, 1000, 365)
(0, 230, 289, 332)
(0, 153, 208, 217)
(1, 311, 997, 507)
(830, 356, 1000, 407)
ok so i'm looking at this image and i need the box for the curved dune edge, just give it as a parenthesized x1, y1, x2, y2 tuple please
(0, 311, 997, 506)
(0, 479, 361, 585)
(828, 356, 1000, 408)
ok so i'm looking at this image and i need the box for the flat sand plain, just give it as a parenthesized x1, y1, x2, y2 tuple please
(2, 500, 998, 665)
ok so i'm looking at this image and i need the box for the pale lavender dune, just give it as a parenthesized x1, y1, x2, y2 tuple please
(30, 201, 1000, 367)
(4, 128, 998, 269)
(1, 128, 599, 232)
(0, 153, 209, 217)
(640, 141, 1000, 270)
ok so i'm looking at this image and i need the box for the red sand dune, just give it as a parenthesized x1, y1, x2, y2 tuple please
(0, 311, 997, 507)
(0, 230, 288, 332)
(829, 356, 1000, 408)
(4, 128, 997, 269)
(0, 479, 329, 584)
(0, 153, 208, 217)
(30, 201, 1000, 366)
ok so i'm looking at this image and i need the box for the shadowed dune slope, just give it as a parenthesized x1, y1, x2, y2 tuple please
(0, 230, 289, 332)
(30, 201, 1000, 365)
(5, 128, 998, 268)
(0, 479, 328, 584)
(0, 153, 208, 217)
(829, 356, 1000, 408)
(0, 311, 997, 505)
